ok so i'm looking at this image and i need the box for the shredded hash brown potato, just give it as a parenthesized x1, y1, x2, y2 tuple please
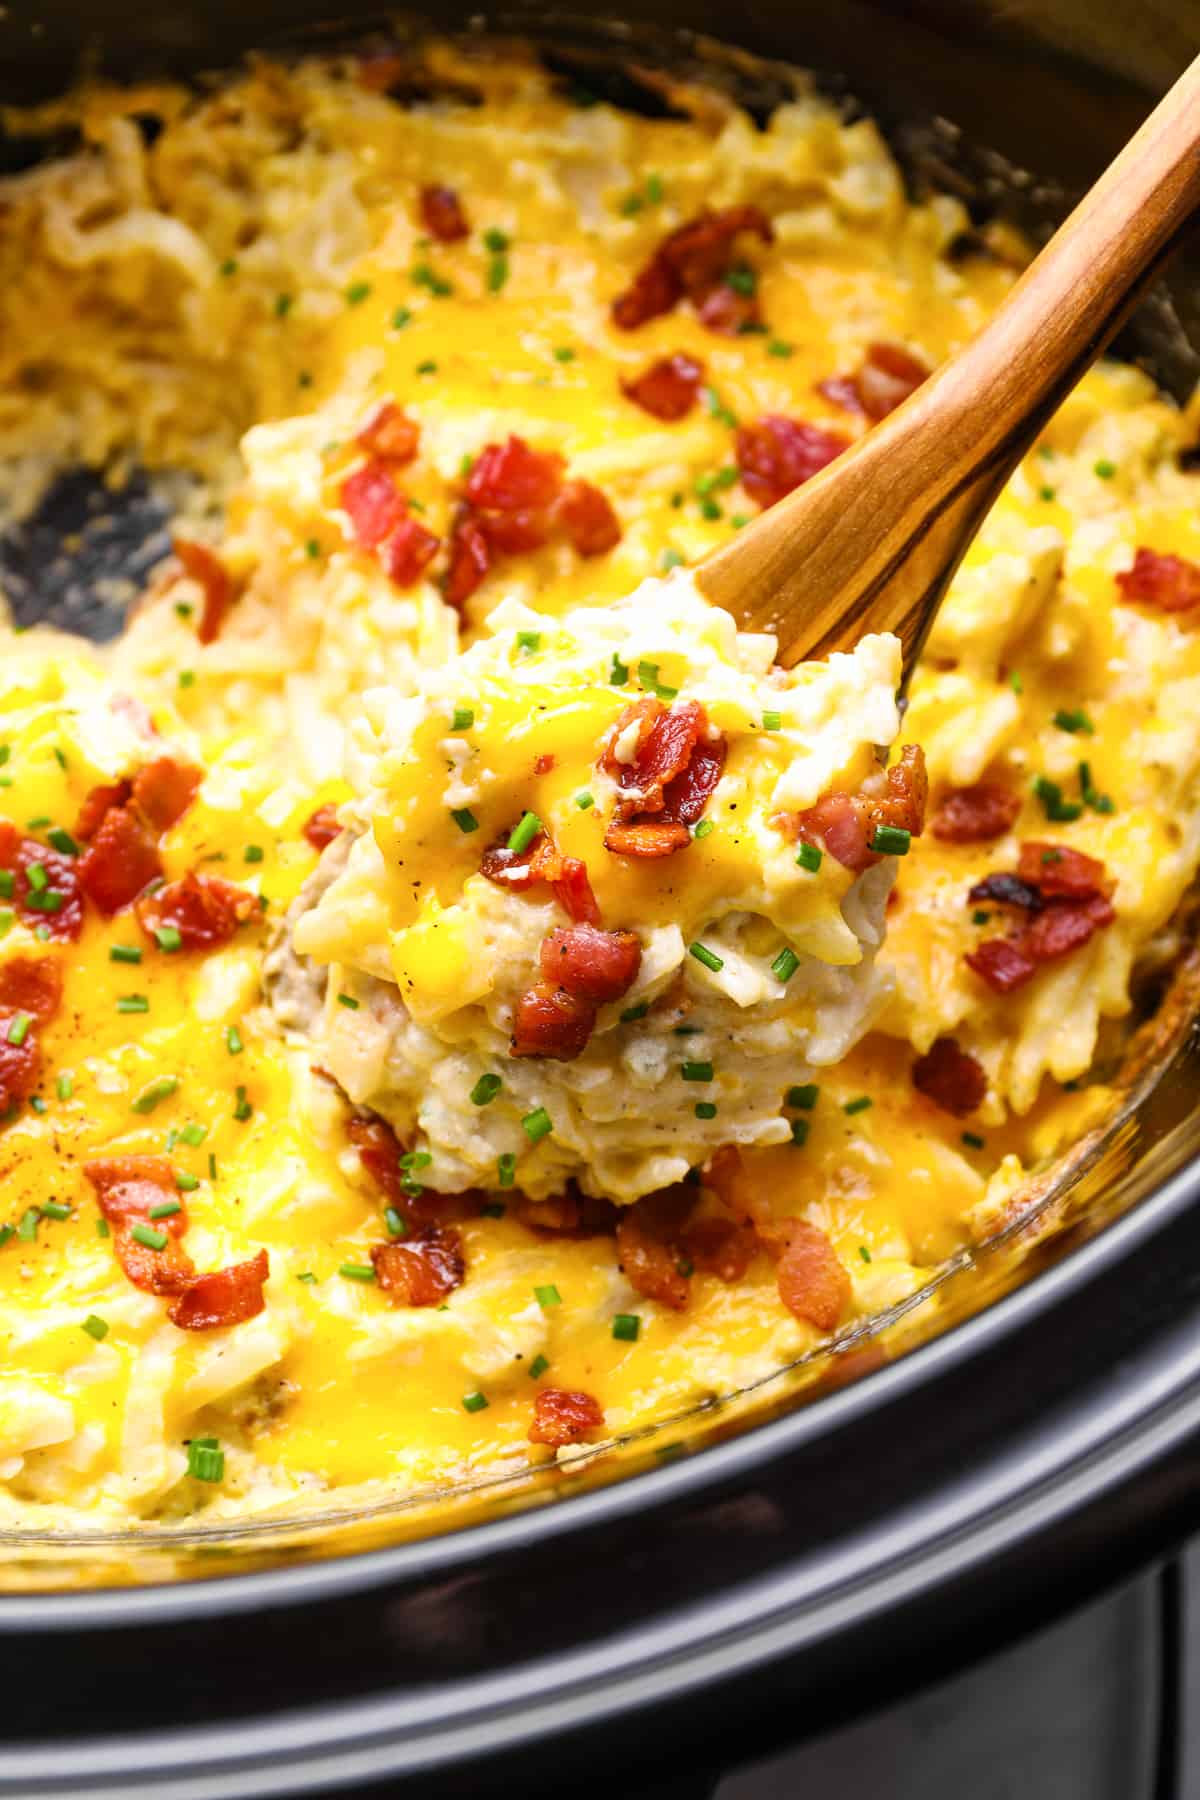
(0, 44, 1196, 1530)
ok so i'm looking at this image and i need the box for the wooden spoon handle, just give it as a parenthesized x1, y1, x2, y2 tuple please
(695, 55, 1200, 669)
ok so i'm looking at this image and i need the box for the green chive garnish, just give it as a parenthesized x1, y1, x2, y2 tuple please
(471, 1073, 502, 1106)
(507, 811, 542, 856)
(620, 1001, 648, 1022)
(451, 808, 479, 834)
(155, 926, 183, 952)
(451, 706, 475, 731)
(110, 944, 142, 964)
(681, 1061, 713, 1082)
(516, 630, 541, 655)
(612, 1313, 640, 1342)
(534, 1283, 561, 1310)
(384, 1206, 407, 1237)
(796, 842, 823, 873)
(694, 1101, 718, 1120)
(82, 1314, 108, 1341)
(225, 1023, 244, 1055)
(770, 947, 799, 983)
(497, 1152, 516, 1187)
(787, 1084, 820, 1109)
(522, 1106, 552, 1144)
(117, 995, 149, 1014)
(844, 1095, 873, 1116)
(462, 1390, 489, 1413)
(689, 942, 724, 974)
(131, 1222, 168, 1250)
(6, 1012, 31, 1047)
(575, 790, 595, 810)
(39, 1201, 70, 1221)
(187, 1437, 224, 1482)
(336, 993, 359, 1009)
(56, 1073, 73, 1101)
(131, 1076, 178, 1114)
(869, 824, 911, 855)
(528, 1354, 550, 1379)
(149, 1198, 182, 1218)
(46, 827, 78, 856)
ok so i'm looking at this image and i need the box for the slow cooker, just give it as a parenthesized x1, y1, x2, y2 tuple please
(1, 1, 1200, 1794)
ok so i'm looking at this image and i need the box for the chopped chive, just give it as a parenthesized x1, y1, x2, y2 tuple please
(553, 345, 576, 363)
(25, 888, 63, 914)
(415, 359, 438, 376)
(339, 1261, 376, 1282)
(243, 844, 265, 864)
(384, 1206, 407, 1238)
(46, 827, 78, 857)
(117, 995, 149, 1014)
(610, 652, 629, 686)
(1033, 775, 1083, 823)
(483, 227, 510, 252)
(693, 819, 715, 840)
(149, 1198, 182, 1218)
(796, 841, 823, 873)
(497, 1152, 517, 1188)
(39, 1200, 70, 1221)
(612, 1313, 640, 1342)
(694, 1101, 718, 1120)
(789, 1117, 810, 1147)
(26, 864, 47, 893)
(507, 811, 542, 855)
(336, 992, 360, 1009)
(1054, 708, 1095, 735)
(620, 1001, 648, 1023)
(131, 1222, 168, 1250)
(761, 710, 782, 732)
(681, 1061, 713, 1082)
(471, 1072, 503, 1106)
(233, 1086, 252, 1122)
(0, 909, 13, 939)
(771, 947, 800, 983)
(486, 253, 509, 293)
(6, 1012, 31, 1047)
(1039, 486, 1057, 502)
(844, 1095, 873, 1116)
(962, 1131, 986, 1150)
(529, 1353, 550, 1379)
(451, 706, 475, 731)
(17, 1206, 39, 1242)
(391, 305, 413, 330)
(179, 1123, 207, 1146)
(26, 817, 50, 831)
(787, 1084, 819, 1110)
(462, 1390, 489, 1413)
(56, 1073, 73, 1101)
(28, 1095, 46, 1115)
(179, 671, 196, 690)
(96, 1217, 110, 1239)
(187, 1438, 224, 1482)
(411, 263, 453, 297)
(574, 790, 595, 810)
(767, 338, 793, 358)
(131, 1076, 178, 1114)
(109, 943, 142, 964)
(869, 824, 912, 855)
(155, 925, 183, 952)
(345, 279, 372, 306)
(274, 293, 293, 318)
(82, 1314, 108, 1341)
(451, 808, 479, 834)
(208, 1152, 218, 1179)
(703, 385, 738, 428)
(296, 1270, 318, 1285)
(973, 907, 993, 926)
(859, 1245, 872, 1264)
(516, 630, 541, 655)
(534, 1283, 561, 1310)
(225, 1023, 244, 1055)
(1009, 669, 1024, 695)
(174, 1170, 200, 1193)
(522, 1106, 553, 1144)
(659, 548, 685, 572)
(1093, 458, 1117, 479)
(689, 942, 724, 974)
(0, 871, 12, 898)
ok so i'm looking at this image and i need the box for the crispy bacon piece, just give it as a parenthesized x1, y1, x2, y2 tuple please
(873, 745, 929, 838)
(444, 512, 491, 609)
(84, 1156, 195, 1296)
(1024, 892, 1116, 960)
(0, 953, 62, 1023)
(76, 781, 129, 842)
(664, 736, 726, 827)
(735, 415, 850, 509)
(481, 833, 600, 925)
(515, 1190, 619, 1237)
(468, 435, 564, 513)
(135, 872, 257, 951)
(603, 818, 692, 857)
(173, 538, 237, 646)
(529, 1387, 605, 1448)
(0, 820, 85, 940)
(132, 756, 203, 833)
(819, 341, 930, 421)
(931, 782, 1021, 844)
(356, 400, 420, 465)
(168, 1250, 269, 1331)
(1116, 547, 1200, 613)
(77, 804, 162, 915)
(419, 183, 469, 242)
(539, 924, 641, 1003)
(794, 792, 875, 873)
(912, 1036, 988, 1117)
(511, 982, 596, 1061)
(346, 1114, 474, 1228)
(965, 937, 1038, 994)
(602, 699, 726, 859)
(968, 870, 1043, 912)
(303, 804, 342, 851)
(379, 515, 441, 587)
(612, 205, 774, 331)
(682, 1217, 757, 1284)
(776, 1218, 851, 1331)
(340, 460, 408, 549)
(0, 1018, 40, 1113)
(557, 480, 621, 557)
(371, 1225, 466, 1306)
(621, 353, 704, 420)
(1016, 841, 1111, 900)
(615, 1190, 693, 1310)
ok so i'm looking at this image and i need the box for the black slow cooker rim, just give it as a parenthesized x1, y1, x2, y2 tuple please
(3, 1115, 1197, 1632)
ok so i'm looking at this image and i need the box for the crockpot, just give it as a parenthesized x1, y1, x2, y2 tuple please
(1, 2, 1200, 1794)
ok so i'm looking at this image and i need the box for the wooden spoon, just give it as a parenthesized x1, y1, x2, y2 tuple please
(694, 55, 1200, 672)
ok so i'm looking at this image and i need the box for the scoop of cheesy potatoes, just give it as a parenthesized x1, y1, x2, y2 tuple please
(0, 46, 1196, 1531)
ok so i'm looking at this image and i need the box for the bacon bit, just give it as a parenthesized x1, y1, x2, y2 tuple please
(76, 781, 130, 841)
(874, 745, 929, 837)
(931, 782, 1021, 844)
(1025, 892, 1116, 960)
(135, 872, 257, 951)
(0, 954, 62, 1023)
(347, 1114, 474, 1228)
(664, 736, 726, 828)
(168, 1250, 269, 1331)
(612, 205, 774, 331)
(1116, 547, 1200, 613)
(552, 857, 602, 926)
(510, 982, 596, 1061)
(534, 753, 556, 776)
(173, 538, 238, 646)
(481, 831, 600, 925)
(615, 1192, 692, 1310)
(621, 353, 704, 420)
(419, 183, 469, 242)
(820, 342, 930, 421)
(0, 1015, 40, 1112)
(356, 400, 420, 465)
(303, 804, 342, 851)
(371, 1225, 465, 1306)
(131, 756, 203, 833)
(556, 479, 621, 557)
(1016, 841, 1112, 900)
(912, 1036, 988, 1117)
(539, 923, 642, 1002)
(379, 515, 441, 587)
(794, 792, 875, 873)
(340, 460, 408, 550)
(443, 512, 491, 609)
(84, 1156, 194, 1296)
(603, 818, 692, 857)
(682, 1216, 757, 1283)
(776, 1219, 851, 1331)
(0, 822, 84, 941)
(964, 937, 1039, 994)
(601, 698, 725, 859)
(735, 415, 850, 509)
(967, 871, 1043, 912)
(529, 1387, 605, 1448)
(515, 1190, 619, 1237)
(468, 435, 564, 513)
